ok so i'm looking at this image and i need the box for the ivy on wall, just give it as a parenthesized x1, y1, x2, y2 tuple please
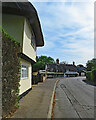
(2, 29, 21, 118)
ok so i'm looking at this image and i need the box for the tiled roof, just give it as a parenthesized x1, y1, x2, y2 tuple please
(46, 63, 77, 72)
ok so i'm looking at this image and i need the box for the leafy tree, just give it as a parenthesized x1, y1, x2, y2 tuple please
(33, 56, 55, 72)
(77, 64, 84, 67)
(86, 58, 96, 71)
(36, 56, 55, 63)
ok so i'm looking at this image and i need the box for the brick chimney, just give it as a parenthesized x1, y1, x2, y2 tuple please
(56, 59, 59, 64)
(73, 61, 75, 66)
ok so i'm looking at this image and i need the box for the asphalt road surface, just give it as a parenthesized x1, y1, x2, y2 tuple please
(53, 77, 95, 119)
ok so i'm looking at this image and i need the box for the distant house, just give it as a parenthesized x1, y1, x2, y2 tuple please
(46, 59, 77, 73)
(2, 2, 44, 95)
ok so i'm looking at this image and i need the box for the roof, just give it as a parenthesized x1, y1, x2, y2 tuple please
(2, 1, 44, 47)
(77, 66, 86, 72)
(46, 63, 77, 72)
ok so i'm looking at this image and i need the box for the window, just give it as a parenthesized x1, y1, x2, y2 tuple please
(31, 32, 36, 50)
(21, 64, 28, 79)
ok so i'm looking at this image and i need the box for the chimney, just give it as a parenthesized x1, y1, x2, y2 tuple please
(56, 59, 59, 64)
(73, 61, 75, 66)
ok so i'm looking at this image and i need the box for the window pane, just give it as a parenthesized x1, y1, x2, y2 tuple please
(21, 64, 28, 79)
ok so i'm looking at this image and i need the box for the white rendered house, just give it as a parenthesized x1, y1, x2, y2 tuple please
(2, 2, 44, 95)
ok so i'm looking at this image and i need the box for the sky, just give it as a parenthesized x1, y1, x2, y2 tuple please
(29, 0, 95, 66)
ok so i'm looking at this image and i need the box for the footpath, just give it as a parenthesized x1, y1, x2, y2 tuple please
(12, 78, 58, 118)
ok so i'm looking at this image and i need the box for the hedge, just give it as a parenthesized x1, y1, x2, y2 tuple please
(32, 74, 39, 84)
(92, 69, 96, 82)
(65, 72, 79, 77)
(47, 72, 64, 78)
(86, 69, 96, 83)
(86, 71, 93, 81)
(47, 72, 79, 78)
(47, 72, 64, 75)
(2, 29, 21, 118)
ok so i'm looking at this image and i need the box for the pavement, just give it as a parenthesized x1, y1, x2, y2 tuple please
(12, 78, 57, 118)
(53, 77, 94, 119)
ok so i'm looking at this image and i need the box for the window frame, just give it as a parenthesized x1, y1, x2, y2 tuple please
(21, 64, 29, 80)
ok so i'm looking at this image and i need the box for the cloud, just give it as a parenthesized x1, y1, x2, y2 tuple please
(29, 0, 95, 2)
(30, 1, 94, 66)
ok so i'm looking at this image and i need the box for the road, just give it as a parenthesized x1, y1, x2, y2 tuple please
(53, 77, 95, 119)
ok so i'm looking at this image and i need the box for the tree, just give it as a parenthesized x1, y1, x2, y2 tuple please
(36, 56, 55, 63)
(33, 56, 55, 72)
(77, 64, 84, 67)
(86, 58, 96, 71)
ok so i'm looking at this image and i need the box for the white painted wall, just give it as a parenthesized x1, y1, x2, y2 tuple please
(3, 15, 36, 95)
(19, 59, 32, 95)
(23, 19, 36, 62)
(2, 14, 24, 46)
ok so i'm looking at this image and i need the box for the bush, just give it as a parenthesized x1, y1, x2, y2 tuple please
(47, 72, 64, 75)
(65, 72, 79, 77)
(86, 70, 96, 82)
(92, 69, 96, 83)
(47, 72, 64, 78)
(32, 75, 39, 84)
(86, 71, 93, 81)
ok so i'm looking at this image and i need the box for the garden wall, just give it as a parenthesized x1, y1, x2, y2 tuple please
(2, 29, 20, 118)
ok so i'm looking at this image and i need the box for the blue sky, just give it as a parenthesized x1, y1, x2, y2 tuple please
(29, 0, 94, 66)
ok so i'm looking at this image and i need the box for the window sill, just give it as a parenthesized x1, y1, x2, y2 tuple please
(21, 77, 28, 80)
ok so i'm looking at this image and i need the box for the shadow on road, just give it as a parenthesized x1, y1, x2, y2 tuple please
(82, 79, 96, 86)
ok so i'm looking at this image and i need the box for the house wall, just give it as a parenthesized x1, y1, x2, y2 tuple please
(23, 19, 36, 62)
(3, 14, 36, 95)
(2, 14, 36, 62)
(19, 59, 32, 95)
(2, 14, 24, 46)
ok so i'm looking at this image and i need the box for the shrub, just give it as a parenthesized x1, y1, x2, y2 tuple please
(86, 69, 96, 83)
(65, 72, 79, 77)
(86, 71, 93, 81)
(47, 72, 64, 75)
(2, 29, 21, 118)
(92, 69, 96, 83)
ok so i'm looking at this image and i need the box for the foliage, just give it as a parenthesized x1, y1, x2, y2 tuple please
(0, 26, 20, 46)
(77, 64, 84, 67)
(47, 72, 64, 75)
(36, 56, 55, 63)
(32, 74, 39, 84)
(65, 72, 79, 77)
(86, 58, 96, 71)
(33, 56, 55, 72)
(47, 72, 64, 78)
(86, 71, 93, 81)
(86, 69, 96, 83)
(65, 72, 79, 75)
(2, 29, 21, 118)
(33, 61, 45, 72)
(92, 69, 96, 82)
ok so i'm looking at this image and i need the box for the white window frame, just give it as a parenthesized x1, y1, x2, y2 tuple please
(21, 64, 28, 80)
